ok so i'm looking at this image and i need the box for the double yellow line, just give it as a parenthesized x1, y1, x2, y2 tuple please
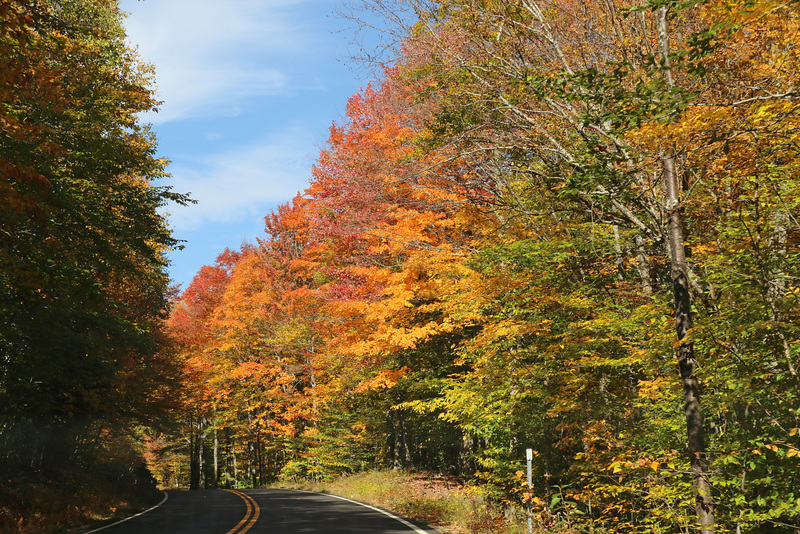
(224, 489, 261, 534)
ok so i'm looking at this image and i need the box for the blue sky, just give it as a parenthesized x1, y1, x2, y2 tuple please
(119, 0, 374, 288)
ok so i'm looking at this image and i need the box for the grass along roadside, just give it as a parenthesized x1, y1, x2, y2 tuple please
(273, 470, 556, 534)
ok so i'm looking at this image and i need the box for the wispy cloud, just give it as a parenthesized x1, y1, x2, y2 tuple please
(164, 127, 314, 231)
(118, 0, 358, 283)
(122, 0, 318, 123)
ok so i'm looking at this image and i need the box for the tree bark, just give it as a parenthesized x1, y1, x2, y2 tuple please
(388, 408, 401, 470)
(213, 412, 219, 488)
(663, 149, 714, 533)
(198, 417, 206, 489)
(658, 7, 714, 532)
(189, 416, 200, 490)
(231, 434, 238, 488)
(634, 235, 653, 297)
(249, 439, 256, 486)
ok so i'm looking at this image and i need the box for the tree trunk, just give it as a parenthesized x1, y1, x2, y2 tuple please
(658, 8, 714, 532)
(759, 208, 798, 381)
(255, 433, 263, 486)
(613, 224, 625, 281)
(249, 439, 256, 486)
(189, 416, 200, 490)
(634, 235, 653, 297)
(663, 148, 714, 533)
(213, 421, 219, 488)
(388, 408, 401, 470)
(198, 417, 206, 489)
(231, 434, 239, 488)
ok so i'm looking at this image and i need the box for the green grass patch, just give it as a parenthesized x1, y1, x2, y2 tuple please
(274, 470, 568, 534)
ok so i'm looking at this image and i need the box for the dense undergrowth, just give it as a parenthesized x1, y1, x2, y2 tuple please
(0, 464, 160, 534)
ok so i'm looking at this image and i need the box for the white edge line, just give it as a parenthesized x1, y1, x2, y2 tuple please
(291, 489, 431, 534)
(83, 491, 169, 533)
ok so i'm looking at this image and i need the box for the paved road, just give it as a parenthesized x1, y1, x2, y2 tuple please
(87, 488, 438, 533)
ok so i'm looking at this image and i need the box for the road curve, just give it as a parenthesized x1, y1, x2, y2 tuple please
(86, 488, 438, 533)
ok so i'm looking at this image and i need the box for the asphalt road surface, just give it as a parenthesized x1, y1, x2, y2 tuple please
(86, 488, 439, 534)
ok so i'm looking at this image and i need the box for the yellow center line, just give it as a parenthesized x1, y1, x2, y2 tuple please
(241, 491, 260, 531)
(223, 489, 260, 534)
(223, 490, 251, 534)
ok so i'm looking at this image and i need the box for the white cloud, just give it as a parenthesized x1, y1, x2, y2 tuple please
(164, 127, 314, 231)
(121, 0, 317, 123)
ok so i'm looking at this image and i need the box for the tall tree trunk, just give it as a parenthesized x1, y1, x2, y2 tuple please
(634, 235, 653, 297)
(255, 433, 263, 486)
(213, 414, 219, 488)
(198, 417, 206, 489)
(664, 148, 714, 533)
(388, 408, 401, 470)
(459, 433, 474, 476)
(401, 413, 412, 466)
(759, 208, 798, 382)
(613, 225, 625, 281)
(189, 416, 200, 490)
(249, 439, 256, 486)
(224, 429, 230, 488)
(231, 433, 239, 488)
(658, 8, 714, 532)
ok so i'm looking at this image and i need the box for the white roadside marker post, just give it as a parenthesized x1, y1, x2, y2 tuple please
(526, 448, 533, 533)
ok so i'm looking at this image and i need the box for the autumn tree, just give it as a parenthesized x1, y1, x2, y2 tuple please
(0, 0, 188, 528)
